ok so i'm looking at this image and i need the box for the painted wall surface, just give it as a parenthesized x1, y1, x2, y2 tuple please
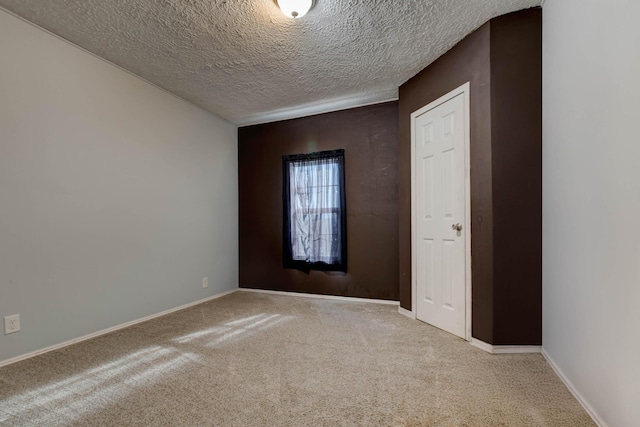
(542, 1, 640, 426)
(238, 102, 399, 300)
(399, 8, 542, 344)
(0, 10, 238, 363)
(399, 22, 494, 340)
(489, 10, 542, 345)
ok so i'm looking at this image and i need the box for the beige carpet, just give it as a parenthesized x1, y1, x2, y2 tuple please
(0, 291, 594, 426)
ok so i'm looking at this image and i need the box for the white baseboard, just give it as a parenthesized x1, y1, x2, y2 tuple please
(398, 306, 416, 319)
(0, 289, 237, 369)
(542, 348, 607, 427)
(470, 338, 495, 353)
(237, 288, 399, 306)
(470, 338, 542, 354)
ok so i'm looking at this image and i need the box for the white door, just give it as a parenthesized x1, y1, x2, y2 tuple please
(412, 88, 468, 339)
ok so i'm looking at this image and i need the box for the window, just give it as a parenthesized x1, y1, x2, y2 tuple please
(283, 149, 347, 272)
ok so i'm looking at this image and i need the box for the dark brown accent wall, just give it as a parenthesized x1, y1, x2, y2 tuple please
(238, 102, 399, 300)
(398, 8, 542, 344)
(399, 20, 494, 341)
(489, 10, 543, 344)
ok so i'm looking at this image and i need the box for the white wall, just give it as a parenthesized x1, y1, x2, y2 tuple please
(543, 1, 640, 426)
(0, 9, 238, 363)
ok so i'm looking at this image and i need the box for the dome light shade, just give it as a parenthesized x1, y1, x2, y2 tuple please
(277, 0, 314, 18)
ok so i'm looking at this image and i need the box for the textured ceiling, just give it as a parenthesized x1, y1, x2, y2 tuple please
(0, 0, 540, 125)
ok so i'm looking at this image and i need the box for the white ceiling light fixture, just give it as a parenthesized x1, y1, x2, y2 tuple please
(276, 0, 314, 18)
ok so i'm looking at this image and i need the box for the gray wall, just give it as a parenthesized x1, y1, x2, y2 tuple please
(543, 1, 640, 426)
(0, 9, 238, 363)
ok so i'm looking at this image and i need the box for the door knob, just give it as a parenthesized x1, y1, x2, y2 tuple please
(451, 223, 462, 232)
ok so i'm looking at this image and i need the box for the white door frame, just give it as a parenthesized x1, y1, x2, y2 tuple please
(410, 82, 472, 341)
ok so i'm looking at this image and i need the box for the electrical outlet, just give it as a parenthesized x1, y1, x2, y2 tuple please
(4, 314, 20, 335)
(202, 277, 209, 288)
